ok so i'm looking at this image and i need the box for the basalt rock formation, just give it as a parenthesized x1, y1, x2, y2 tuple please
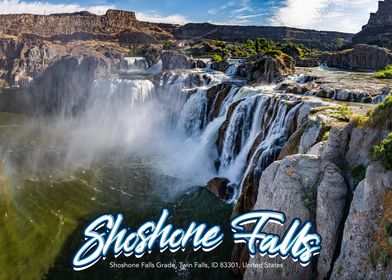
(173, 23, 352, 51)
(0, 10, 352, 51)
(320, 44, 392, 71)
(241, 119, 392, 279)
(353, 0, 392, 48)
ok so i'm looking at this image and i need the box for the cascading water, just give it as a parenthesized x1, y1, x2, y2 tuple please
(120, 57, 149, 72)
(66, 68, 306, 201)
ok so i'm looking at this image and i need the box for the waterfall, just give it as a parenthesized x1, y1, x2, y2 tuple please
(68, 67, 308, 200)
(177, 88, 209, 137)
(120, 57, 149, 72)
(226, 64, 238, 76)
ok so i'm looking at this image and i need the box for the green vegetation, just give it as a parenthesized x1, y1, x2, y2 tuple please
(372, 133, 392, 170)
(163, 40, 176, 50)
(312, 105, 353, 122)
(322, 130, 330, 141)
(385, 223, 392, 237)
(212, 54, 223, 62)
(201, 38, 317, 60)
(351, 96, 392, 130)
(380, 250, 390, 268)
(352, 165, 366, 187)
(368, 96, 392, 129)
(375, 64, 392, 79)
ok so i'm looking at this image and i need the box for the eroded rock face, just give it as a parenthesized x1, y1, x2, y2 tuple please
(0, 36, 57, 86)
(320, 44, 392, 71)
(28, 55, 109, 115)
(243, 155, 348, 280)
(236, 118, 392, 279)
(331, 163, 392, 280)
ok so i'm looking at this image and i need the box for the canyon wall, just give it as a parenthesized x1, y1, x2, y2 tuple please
(353, 0, 392, 48)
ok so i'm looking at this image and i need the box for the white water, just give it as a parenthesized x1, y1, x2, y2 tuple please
(65, 68, 305, 199)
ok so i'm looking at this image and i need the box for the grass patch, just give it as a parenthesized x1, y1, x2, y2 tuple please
(375, 65, 392, 79)
(212, 54, 223, 62)
(312, 105, 353, 122)
(372, 133, 392, 170)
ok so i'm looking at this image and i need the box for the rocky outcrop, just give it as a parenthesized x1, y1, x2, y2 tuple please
(211, 59, 230, 72)
(244, 155, 348, 280)
(28, 55, 109, 115)
(0, 10, 136, 37)
(236, 111, 392, 279)
(0, 36, 57, 86)
(331, 162, 392, 279)
(238, 53, 295, 83)
(353, 0, 392, 48)
(320, 44, 392, 71)
(161, 51, 196, 70)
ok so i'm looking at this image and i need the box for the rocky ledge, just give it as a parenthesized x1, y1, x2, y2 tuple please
(320, 44, 392, 71)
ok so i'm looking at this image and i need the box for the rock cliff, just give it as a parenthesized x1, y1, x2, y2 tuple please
(353, 0, 392, 48)
(237, 111, 392, 279)
(320, 44, 392, 70)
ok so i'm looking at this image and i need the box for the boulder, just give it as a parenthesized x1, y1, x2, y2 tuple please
(161, 51, 196, 70)
(211, 59, 230, 72)
(239, 53, 295, 83)
(206, 177, 234, 200)
(196, 60, 207, 68)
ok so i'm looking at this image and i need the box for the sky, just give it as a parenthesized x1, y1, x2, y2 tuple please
(0, 0, 381, 33)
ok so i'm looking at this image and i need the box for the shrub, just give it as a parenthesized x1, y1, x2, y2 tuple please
(385, 223, 392, 237)
(163, 40, 176, 50)
(365, 96, 392, 130)
(375, 64, 392, 79)
(352, 165, 366, 187)
(322, 130, 330, 141)
(212, 54, 223, 62)
(264, 50, 282, 57)
(372, 133, 392, 170)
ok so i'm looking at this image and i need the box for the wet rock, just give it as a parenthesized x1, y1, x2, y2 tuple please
(336, 89, 350, 101)
(161, 51, 196, 70)
(196, 60, 207, 68)
(211, 59, 230, 72)
(206, 177, 234, 200)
